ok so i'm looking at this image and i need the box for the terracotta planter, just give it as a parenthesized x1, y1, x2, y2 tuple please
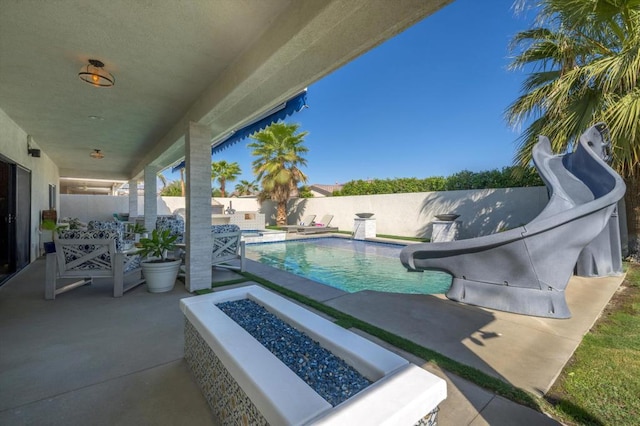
(141, 259, 181, 293)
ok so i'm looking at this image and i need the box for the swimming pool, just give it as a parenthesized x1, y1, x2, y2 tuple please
(245, 237, 452, 295)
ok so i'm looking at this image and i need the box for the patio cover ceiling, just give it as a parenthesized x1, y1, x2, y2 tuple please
(0, 1, 451, 182)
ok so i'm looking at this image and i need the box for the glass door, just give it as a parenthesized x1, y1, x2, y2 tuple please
(0, 158, 15, 283)
(15, 165, 31, 270)
(0, 157, 31, 285)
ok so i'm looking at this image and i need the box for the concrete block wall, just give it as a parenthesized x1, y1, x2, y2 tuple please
(286, 187, 550, 239)
(61, 187, 550, 239)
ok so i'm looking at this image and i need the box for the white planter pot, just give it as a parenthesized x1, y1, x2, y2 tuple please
(141, 259, 181, 293)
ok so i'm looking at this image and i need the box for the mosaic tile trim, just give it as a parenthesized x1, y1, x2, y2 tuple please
(185, 319, 268, 426)
(416, 406, 439, 426)
(185, 318, 439, 425)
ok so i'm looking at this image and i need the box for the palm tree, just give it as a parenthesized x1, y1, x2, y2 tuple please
(179, 168, 185, 196)
(506, 0, 640, 254)
(248, 122, 309, 225)
(160, 180, 182, 196)
(234, 179, 259, 196)
(211, 160, 241, 197)
(157, 173, 168, 189)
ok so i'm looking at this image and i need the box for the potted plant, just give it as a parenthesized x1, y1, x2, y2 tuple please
(129, 223, 148, 244)
(137, 229, 181, 293)
(41, 219, 65, 253)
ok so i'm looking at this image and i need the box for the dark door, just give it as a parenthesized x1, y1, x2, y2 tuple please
(15, 165, 31, 270)
(0, 157, 31, 285)
(0, 158, 15, 283)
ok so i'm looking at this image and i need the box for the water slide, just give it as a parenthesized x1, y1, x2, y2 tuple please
(400, 124, 626, 318)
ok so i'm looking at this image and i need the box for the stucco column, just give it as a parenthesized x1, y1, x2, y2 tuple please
(144, 166, 158, 233)
(128, 179, 138, 218)
(185, 122, 212, 292)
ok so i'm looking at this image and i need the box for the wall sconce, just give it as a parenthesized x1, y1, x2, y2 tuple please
(27, 135, 41, 157)
(78, 59, 115, 87)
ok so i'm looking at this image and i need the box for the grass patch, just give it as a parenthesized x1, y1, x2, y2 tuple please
(194, 278, 250, 295)
(545, 262, 640, 425)
(238, 271, 541, 410)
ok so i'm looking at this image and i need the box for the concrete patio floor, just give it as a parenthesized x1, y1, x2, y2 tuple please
(0, 256, 622, 425)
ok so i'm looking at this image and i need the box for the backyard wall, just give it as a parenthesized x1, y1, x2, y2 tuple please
(61, 187, 549, 239)
(287, 187, 550, 238)
(0, 107, 60, 262)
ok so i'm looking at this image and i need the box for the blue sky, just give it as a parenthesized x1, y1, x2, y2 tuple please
(166, 0, 538, 188)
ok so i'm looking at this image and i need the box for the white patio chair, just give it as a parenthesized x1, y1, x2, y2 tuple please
(211, 225, 246, 272)
(45, 229, 145, 299)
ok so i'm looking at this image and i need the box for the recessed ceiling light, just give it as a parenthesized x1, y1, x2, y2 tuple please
(88, 115, 103, 120)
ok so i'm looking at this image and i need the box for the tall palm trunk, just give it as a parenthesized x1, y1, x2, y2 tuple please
(276, 201, 287, 226)
(180, 168, 185, 197)
(624, 168, 640, 254)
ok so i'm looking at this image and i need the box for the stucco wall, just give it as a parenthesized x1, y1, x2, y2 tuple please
(61, 187, 549, 239)
(0, 107, 60, 262)
(60, 195, 263, 221)
(286, 188, 550, 238)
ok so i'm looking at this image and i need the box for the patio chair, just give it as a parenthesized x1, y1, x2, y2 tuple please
(279, 214, 316, 233)
(156, 215, 185, 244)
(211, 224, 246, 272)
(400, 123, 626, 319)
(297, 214, 338, 234)
(45, 229, 145, 299)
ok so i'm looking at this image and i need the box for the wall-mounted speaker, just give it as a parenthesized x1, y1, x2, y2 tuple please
(28, 148, 41, 157)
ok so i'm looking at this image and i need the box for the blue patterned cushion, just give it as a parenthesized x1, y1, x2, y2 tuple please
(57, 229, 141, 272)
(211, 224, 240, 233)
(123, 255, 142, 273)
(156, 216, 185, 244)
(211, 224, 241, 254)
(87, 220, 126, 251)
(58, 229, 118, 241)
(57, 229, 118, 270)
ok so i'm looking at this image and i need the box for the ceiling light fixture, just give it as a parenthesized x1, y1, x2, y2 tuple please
(78, 59, 115, 87)
(90, 149, 105, 159)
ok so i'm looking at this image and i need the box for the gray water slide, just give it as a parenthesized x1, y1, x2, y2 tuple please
(400, 124, 626, 318)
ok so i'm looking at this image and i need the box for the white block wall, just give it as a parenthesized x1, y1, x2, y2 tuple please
(61, 187, 549, 239)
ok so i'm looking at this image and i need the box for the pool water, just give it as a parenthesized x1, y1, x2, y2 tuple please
(245, 238, 452, 295)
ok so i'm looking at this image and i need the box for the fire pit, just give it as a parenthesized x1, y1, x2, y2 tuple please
(181, 285, 446, 425)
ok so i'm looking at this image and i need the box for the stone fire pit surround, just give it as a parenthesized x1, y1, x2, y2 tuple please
(180, 285, 446, 425)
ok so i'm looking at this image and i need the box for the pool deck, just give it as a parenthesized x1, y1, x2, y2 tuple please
(0, 248, 623, 425)
(243, 258, 621, 424)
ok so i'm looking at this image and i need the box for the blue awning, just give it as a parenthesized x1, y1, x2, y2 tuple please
(171, 90, 307, 172)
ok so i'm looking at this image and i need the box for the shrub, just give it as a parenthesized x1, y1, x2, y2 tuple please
(333, 166, 543, 196)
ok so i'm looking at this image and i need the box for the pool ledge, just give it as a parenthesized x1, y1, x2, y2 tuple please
(180, 285, 447, 425)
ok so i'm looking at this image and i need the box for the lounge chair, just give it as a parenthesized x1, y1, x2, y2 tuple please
(400, 123, 625, 319)
(279, 214, 316, 233)
(45, 229, 145, 299)
(298, 214, 339, 234)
